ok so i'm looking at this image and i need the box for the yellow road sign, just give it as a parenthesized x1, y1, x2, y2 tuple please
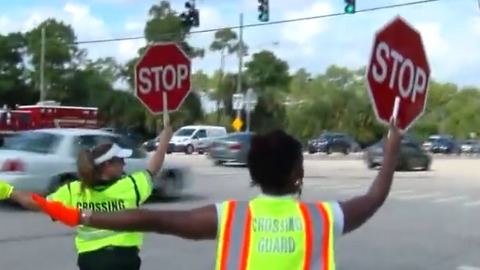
(232, 117, 243, 131)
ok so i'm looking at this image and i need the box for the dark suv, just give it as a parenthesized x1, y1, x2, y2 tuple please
(307, 133, 358, 155)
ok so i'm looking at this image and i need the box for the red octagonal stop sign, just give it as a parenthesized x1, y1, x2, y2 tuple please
(135, 43, 191, 114)
(366, 16, 431, 131)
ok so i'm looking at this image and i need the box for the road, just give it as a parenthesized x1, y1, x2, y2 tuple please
(1, 155, 480, 270)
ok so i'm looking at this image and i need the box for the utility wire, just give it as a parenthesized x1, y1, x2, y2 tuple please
(75, 0, 440, 45)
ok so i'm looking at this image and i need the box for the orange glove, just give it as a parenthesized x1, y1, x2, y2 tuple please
(31, 194, 80, 227)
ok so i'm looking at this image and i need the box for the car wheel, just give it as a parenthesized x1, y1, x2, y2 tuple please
(213, 160, 225, 166)
(308, 149, 316, 154)
(185, 144, 194, 155)
(421, 160, 431, 171)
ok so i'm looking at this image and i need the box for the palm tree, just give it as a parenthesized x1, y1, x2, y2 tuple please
(209, 28, 248, 124)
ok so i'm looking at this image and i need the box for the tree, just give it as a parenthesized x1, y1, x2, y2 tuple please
(0, 32, 36, 106)
(244, 50, 290, 132)
(26, 19, 86, 101)
(209, 28, 249, 124)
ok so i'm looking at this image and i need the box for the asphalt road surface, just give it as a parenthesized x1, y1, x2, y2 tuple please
(1, 155, 480, 270)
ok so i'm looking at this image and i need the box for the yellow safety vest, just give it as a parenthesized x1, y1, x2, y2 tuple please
(47, 171, 153, 253)
(215, 197, 336, 270)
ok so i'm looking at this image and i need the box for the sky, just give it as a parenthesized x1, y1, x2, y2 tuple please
(0, 0, 479, 88)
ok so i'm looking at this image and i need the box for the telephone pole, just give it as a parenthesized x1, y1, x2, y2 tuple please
(235, 13, 244, 119)
(39, 27, 46, 102)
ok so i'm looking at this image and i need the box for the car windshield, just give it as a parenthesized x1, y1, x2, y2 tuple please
(174, 128, 195, 137)
(0, 132, 61, 154)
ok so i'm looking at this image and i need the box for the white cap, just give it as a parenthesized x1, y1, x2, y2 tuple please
(93, 143, 132, 165)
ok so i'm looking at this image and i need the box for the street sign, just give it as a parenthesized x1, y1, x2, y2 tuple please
(232, 93, 244, 110)
(245, 88, 258, 112)
(134, 43, 192, 114)
(232, 117, 243, 131)
(366, 16, 430, 131)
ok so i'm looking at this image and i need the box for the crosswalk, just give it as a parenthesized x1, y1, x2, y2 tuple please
(303, 181, 480, 208)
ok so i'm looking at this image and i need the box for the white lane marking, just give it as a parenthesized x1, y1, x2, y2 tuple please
(394, 192, 442, 200)
(457, 265, 480, 270)
(431, 196, 467, 203)
(463, 200, 480, 207)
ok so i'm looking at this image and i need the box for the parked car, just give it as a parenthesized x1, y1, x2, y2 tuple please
(168, 125, 227, 154)
(460, 140, 479, 154)
(0, 129, 192, 198)
(207, 132, 254, 166)
(364, 139, 431, 171)
(422, 134, 460, 154)
(307, 133, 359, 155)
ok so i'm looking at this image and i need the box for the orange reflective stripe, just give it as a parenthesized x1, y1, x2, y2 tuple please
(220, 201, 250, 270)
(316, 203, 331, 270)
(219, 200, 237, 270)
(299, 203, 314, 270)
(238, 205, 252, 269)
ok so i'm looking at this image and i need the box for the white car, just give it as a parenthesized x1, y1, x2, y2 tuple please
(0, 128, 192, 198)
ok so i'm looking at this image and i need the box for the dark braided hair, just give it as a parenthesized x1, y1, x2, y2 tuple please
(247, 129, 303, 194)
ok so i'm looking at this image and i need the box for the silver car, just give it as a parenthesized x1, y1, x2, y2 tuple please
(0, 128, 191, 198)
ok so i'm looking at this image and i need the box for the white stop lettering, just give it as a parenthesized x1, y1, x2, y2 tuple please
(371, 41, 427, 103)
(138, 64, 189, 94)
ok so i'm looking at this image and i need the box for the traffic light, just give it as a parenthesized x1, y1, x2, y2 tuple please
(344, 0, 356, 14)
(258, 0, 269, 22)
(181, 1, 200, 28)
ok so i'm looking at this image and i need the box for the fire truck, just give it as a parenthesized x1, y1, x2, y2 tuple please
(0, 101, 100, 133)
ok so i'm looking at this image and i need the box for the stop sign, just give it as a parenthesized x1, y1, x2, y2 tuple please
(366, 16, 430, 131)
(134, 43, 191, 114)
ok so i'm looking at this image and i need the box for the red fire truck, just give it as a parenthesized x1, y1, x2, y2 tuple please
(0, 101, 100, 133)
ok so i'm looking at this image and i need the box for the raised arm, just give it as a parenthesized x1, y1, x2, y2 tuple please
(339, 121, 402, 234)
(147, 122, 173, 176)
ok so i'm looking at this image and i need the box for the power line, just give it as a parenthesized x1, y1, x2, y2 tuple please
(75, 0, 441, 45)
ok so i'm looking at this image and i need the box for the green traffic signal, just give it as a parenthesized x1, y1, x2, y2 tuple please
(344, 4, 355, 14)
(259, 13, 269, 22)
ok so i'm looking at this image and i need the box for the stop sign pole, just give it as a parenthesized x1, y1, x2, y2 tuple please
(366, 16, 430, 132)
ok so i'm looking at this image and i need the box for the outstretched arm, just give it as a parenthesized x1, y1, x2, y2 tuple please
(31, 194, 218, 240)
(10, 191, 41, 211)
(0, 181, 40, 210)
(85, 205, 217, 240)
